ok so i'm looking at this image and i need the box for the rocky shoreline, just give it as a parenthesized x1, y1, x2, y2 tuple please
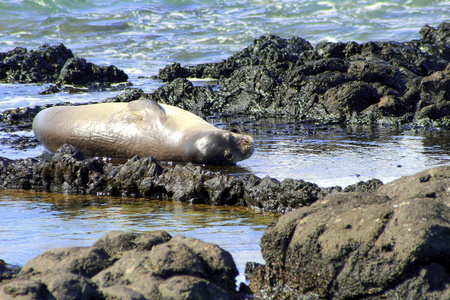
(0, 22, 449, 299)
(0, 144, 325, 213)
(1, 166, 448, 299)
(252, 165, 450, 299)
(0, 43, 129, 94)
(152, 22, 450, 127)
(1, 23, 449, 137)
(0, 143, 388, 213)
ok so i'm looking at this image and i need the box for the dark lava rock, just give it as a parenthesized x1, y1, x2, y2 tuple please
(153, 22, 450, 127)
(0, 44, 74, 83)
(414, 64, 450, 121)
(140, 78, 216, 115)
(0, 105, 48, 131)
(156, 35, 313, 81)
(250, 166, 450, 299)
(102, 88, 148, 103)
(243, 175, 323, 213)
(0, 260, 20, 282)
(0, 145, 321, 212)
(57, 57, 128, 85)
(420, 22, 450, 46)
(0, 43, 129, 94)
(0, 231, 240, 300)
(4, 23, 448, 147)
(147, 78, 219, 113)
(157, 62, 191, 82)
(2, 23, 450, 127)
(343, 178, 384, 193)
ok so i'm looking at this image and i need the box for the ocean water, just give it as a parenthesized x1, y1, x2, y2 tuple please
(0, 0, 449, 287)
(1, 0, 449, 80)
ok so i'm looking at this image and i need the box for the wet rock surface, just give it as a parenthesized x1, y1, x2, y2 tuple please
(0, 231, 241, 300)
(0, 44, 74, 84)
(0, 144, 322, 213)
(0, 43, 129, 94)
(250, 165, 450, 299)
(154, 22, 450, 127)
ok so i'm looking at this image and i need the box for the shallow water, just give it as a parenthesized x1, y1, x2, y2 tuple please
(0, 190, 278, 283)
(230, 123, 450, 187)
(0, 0, 449, 287)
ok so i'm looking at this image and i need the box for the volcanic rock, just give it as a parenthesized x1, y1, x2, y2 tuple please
(250, 166, 450, 299)
(0, 231, 240, 300)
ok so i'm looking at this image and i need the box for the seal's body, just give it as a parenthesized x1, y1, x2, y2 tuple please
(32, 99, 254, 165)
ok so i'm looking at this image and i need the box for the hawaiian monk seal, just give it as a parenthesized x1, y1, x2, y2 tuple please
(32, 99, 254, 165)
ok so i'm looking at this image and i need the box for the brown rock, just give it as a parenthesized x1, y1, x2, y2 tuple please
(0, 231, 240, 300)
(253, 166, 450, 299)
(377, 165, 450, 207)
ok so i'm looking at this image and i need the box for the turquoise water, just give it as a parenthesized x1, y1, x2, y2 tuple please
(0, 0, 449, 286)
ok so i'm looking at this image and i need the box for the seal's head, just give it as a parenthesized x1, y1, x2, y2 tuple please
(192, 131, 254, 165)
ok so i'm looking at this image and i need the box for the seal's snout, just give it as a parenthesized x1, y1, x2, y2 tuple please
(242, 135, 254, 154)
(235, 134, 254, 161)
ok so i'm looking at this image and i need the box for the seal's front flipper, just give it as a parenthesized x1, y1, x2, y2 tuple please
(127, 99, 167, 123)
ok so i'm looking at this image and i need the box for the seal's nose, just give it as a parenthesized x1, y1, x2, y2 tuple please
(240, 135, 254, 158)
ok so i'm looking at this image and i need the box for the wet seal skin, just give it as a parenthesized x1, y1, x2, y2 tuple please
(32, 99, 254, 165)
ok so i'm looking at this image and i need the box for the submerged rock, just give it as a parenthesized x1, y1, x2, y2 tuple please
(0, 231, 240, 300)
(250, 166, 450, 299)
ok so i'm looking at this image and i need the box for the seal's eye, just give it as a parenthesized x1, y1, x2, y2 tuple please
(225, 152, 234, 160)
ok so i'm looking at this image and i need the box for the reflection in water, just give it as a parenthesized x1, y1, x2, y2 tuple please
(0, 190, 278, 283)
(210, 122, 450, 187)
